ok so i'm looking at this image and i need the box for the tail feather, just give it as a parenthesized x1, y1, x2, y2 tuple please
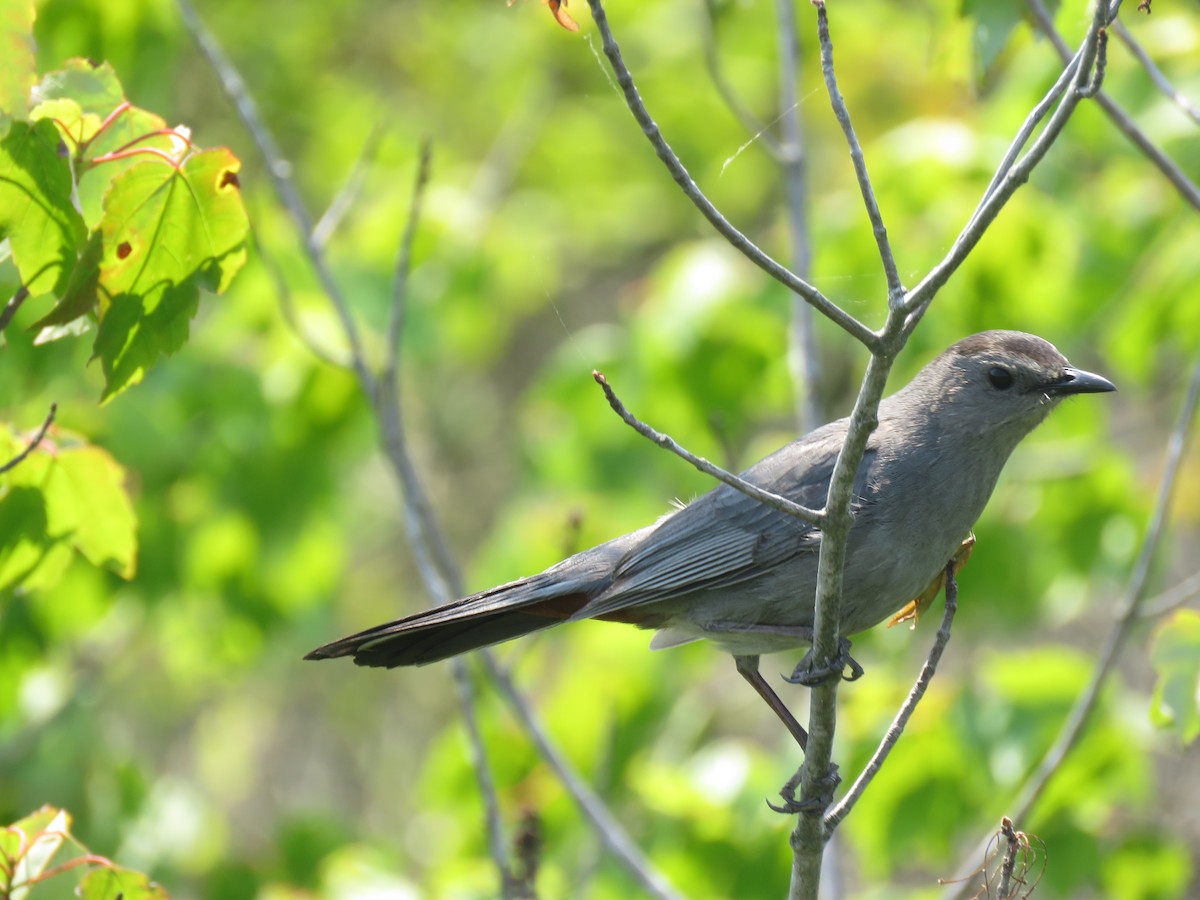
(305, 527, 651, 668)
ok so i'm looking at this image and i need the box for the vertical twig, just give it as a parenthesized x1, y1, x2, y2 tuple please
(811, 2, 902, 307)
(774, 0, 823, 431)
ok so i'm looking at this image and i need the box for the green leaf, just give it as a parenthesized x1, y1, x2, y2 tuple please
(1149, 609, 1200, 745)
(79, 866, 169, 900)
(0, 119, 88, 296)
(0, 0, 36, 125)
(29, 230, 103, 340)
(93, 147, 248, 400)
(0, 425, 137, 590)
(33, 59, 124, 119)
(42, 442, 138, 577)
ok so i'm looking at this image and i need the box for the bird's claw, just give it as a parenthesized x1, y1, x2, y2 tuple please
(766, 764, 841, 815)
(783, 637, 864, 686)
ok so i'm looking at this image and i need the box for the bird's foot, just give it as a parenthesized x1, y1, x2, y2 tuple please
(782, 637, 864, 686)
(767, 763, 841, 815)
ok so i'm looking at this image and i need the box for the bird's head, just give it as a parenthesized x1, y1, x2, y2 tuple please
(899, 330, 1116, 441)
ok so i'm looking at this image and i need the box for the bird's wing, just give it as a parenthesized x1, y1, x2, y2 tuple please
(577, 422, 875, 618)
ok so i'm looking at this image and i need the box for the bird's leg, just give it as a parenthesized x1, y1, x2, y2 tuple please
(782, 636, 864, 687)
(734, 655, 808, 752)
(767, 763, 842, 815)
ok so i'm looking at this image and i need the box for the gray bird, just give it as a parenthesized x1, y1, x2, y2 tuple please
(307, 331, 1114, 747)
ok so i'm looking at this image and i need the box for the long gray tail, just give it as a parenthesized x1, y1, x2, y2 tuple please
(304, 528, 649, 668)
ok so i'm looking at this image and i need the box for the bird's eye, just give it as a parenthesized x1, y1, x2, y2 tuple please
(988, 366, 1014, 390)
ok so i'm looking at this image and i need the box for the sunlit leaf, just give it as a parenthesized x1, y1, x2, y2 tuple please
(79, 866, 169, 900)
(93, 147, 247, 400)
(0, 119, 87, 297)
(0, 425, 137, 589)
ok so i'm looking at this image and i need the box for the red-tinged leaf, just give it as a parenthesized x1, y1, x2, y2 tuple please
(2, 806, 72, 890)
(546, 0, 580, 32)
(0, 119, 87, 297)
(92, 147, 248, 400)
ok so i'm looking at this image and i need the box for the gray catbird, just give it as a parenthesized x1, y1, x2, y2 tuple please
(307, 331, 1114, 745)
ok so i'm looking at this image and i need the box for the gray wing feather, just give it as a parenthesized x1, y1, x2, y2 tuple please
(578, 421, 874, 618)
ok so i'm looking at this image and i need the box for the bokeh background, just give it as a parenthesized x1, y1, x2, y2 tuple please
(2, 0, 1199, 896)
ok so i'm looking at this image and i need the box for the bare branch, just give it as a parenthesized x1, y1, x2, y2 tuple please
(1111, 19, 1200, 128)
(824, 557, 960, 832)
(700, 0, 782, 157)
(583, 0, 879, 350)
(904, 0, 1115, 325)
(176, 0, 377, 396)
(482, 655, 683, 900)
(0, 284, 30, 334)
(945, 345, 1200, 898)
(384, 138, 433, 387)
(182, 6, 681, 892)
(593, 371, 823, 527)
(812, 2, 903, 305)
(0, 404, 57, 476)
(251, 226, 353, 370)
(789, 341, 904, 900)
(774, 0, 823, 431)
(1138, 569, 1200, 619)
(312, 123, 388, 250)
(1026, 0, 1200, 213)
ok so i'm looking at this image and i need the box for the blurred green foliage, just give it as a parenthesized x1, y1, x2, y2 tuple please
(1, 0, 1199, 897)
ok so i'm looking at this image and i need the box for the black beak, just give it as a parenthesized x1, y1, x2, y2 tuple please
(1046, 366, 1117, 396)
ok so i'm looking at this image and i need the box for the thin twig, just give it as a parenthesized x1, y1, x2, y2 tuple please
(903, 0, 1115, 325)
(1137, 569, 1200, 619)
(774, 0, 822, 431)
(945, 345, 1200, 899)
(812, 2, 903, 306)
(1112, 19, 1200, 127)
(1026, 0, 1200, 213)
(0, 404, 57, 475)
(593, 371, 823, 526)
(0, 285, 30, 333)
(384, 139, 432, 387)
(789, 340, 905, 900)
(971, 43, 1084, 223)
(312, 122, 388, 250)
(250, 224, 352, 370)
(184, 6, 679, 890)
(482, 655, 682, 900)
(824, 559, 959, 832)
(176, 1, 519, 887)
(176, 0, 377, 396)
(583, 0, 879, 351)
(700, 0, 782, 157)
(996, 817, 1019, 899)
